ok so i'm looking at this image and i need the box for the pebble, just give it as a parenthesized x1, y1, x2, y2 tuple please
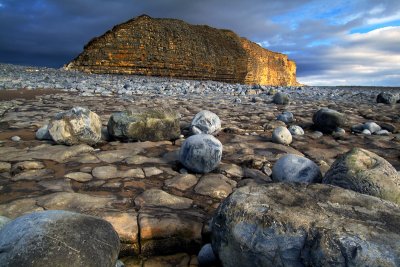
(276, 111, 294, 124)
(11, 136, 21, 142)
(288, 125, 304, 135)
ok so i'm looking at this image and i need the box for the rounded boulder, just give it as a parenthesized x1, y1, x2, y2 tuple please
(211, 183, 400, 267)
(190, 110, 221, 135)
(179, 134, 222, 173)
(272, 126, 292, 145)
(312, 108, 346, 133)
(376, 92, 399, 105)
(323, 147, 400, 205)
(48, 107, 102, 145)
(272, 154, 322, 183)
(0, 210, 120, 266)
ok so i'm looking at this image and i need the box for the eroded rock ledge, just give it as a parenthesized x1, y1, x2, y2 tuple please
(65, 14, 298, 86)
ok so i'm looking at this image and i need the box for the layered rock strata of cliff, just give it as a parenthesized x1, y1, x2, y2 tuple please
(65, 15, 298, 86)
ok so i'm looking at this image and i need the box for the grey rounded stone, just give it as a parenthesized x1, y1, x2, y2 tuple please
(276, 111, 294, 124)
(288, 125, 304, 135)
(376, 129, 390, 136)
(323, 147, 400, 205)
(198, 243, 218, 267)
(272, 92, 290, 105)
(272, 154, 322, 183)
(362, 129, 372, 135)
(0, 210, 120, 266)
(35, 125, 52, 140)
(48, 107, 102, 145)
(351, 123, 364, 133)
(190, 110, 221, 135)
(312, 108, 346, 133)
(332, 127, 346, 137)
(179, 134, 222, 173)
(11, 136, 21, 142)
(211, 183, 400, 267)
(272, 126, 292, 145)
(364, 122, 381, 133)
(376, 92, 399, 105)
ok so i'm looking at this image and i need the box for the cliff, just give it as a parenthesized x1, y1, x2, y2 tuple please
(65, 15, 298, 86)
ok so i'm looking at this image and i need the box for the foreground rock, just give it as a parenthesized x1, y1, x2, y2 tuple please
(179, 134, 222, 173)
(312, 108, 346, 133)
(0, 210, 120, 266)
(212, 183, 400, 267)
(48, 107, 102, 145)
(107, 108, 180, 141)
(323, 147, 400, 205)
(190, 110, 221, 135)
(272, 154, 322, 183)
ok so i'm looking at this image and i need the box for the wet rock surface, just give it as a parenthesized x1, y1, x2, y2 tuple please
(1, 63, 400, 266)
(212, 183, 400, 267)
(0, 210, 120, 267)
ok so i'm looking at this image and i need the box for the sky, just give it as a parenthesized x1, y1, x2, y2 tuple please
(0, 0, 399, 86)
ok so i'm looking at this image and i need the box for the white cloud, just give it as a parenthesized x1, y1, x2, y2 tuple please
(366, 11, 400, 25)
(298, 26, 400, 86)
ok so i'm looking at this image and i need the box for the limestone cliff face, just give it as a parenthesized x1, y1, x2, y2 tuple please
(66, 15, 298, 86)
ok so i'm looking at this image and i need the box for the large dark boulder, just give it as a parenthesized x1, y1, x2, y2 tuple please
(312, 108, 346, 133)
(212, 183, 400, 267)
(376, 92, 399, 105)
(0, 210, 120, 267)
(323, 147, 400, 205)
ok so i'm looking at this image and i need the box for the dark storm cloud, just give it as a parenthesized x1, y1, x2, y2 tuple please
(0, 0, 399, 85)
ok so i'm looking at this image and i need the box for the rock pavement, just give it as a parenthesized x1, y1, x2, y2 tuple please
(1, 63, 400, 266)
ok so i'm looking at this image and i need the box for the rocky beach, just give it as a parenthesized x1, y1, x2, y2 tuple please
(0, 62, 400, 266)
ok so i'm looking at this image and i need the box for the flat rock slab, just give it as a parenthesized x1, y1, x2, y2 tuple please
(36, 192, 116, 212)
(100, 210, 140, 255)
(0, 144, 94, 163)
(134, 189, 193, 209)
(194, 174, 237, 199)
(138, 207, 204, 256)
(164, 174, 199, 191)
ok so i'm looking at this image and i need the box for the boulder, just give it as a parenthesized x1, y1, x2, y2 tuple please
(272, 126, 292, 145)
(312, 108, 346, 133)
(272, 92, 290, 105)
(212, 183, 400, 267)
(48, 107, 102, 145)
(288, 125, 304, 135)
(363, 121, 381, 134)
(107, 108, 180, 142)
(276, 111, 294, 124)
(198, 243, 218, 267)
(35, 124, 52, 141)
(272, 154, 322, 183)
(190, 110, 221, 135)
(0, 210, 120, 266)
(179, 134, 222, 173)
(376, 92, 399, 105)
(323, 147, 400, 205)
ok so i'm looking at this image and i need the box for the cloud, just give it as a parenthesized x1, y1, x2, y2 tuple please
(297, 26, 400, 86)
